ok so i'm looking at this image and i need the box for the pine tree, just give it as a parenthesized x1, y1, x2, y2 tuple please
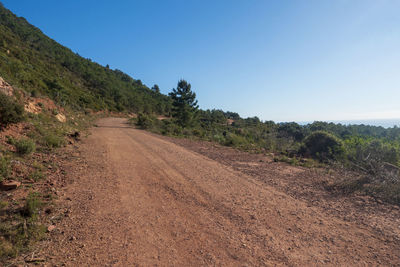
(169, 80, 198, 127)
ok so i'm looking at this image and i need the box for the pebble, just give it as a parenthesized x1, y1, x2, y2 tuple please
(47, 225, 56, 232)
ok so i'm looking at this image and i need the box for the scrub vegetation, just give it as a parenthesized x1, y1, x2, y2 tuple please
(132, 80, 400, 205)
(0, 2, 399, 263)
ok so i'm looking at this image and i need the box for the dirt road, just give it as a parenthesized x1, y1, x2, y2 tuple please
(45, 118, 400, 266)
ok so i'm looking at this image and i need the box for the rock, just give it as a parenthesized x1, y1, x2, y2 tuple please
(47, 225, 56, 232)
(25, 258, 45, 263)
(0, 76, 14, 96)
(0, 180, 21, 191)
(24, 101, 41, 114)
(56, 113, 67, 123)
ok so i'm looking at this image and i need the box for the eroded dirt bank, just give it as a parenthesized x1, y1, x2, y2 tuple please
(43, 118, 400, 266)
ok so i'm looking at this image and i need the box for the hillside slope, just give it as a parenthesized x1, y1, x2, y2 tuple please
(0, 3, 171, 114)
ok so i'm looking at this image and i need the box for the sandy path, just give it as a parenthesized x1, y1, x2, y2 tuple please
(46, 118, 400, 266)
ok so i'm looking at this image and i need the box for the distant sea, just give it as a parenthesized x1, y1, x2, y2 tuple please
(299, 119, 400, 128)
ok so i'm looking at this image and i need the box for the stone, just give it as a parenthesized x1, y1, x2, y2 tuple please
(0, 180, 21, 191)
(56, 113, 67, 123)
(0, 76, 14, 96)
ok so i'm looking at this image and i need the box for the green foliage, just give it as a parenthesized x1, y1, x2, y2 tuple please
(344, 138, 399, 168)
(223, 132, 248, 147)
(300, 131, 344, 161)
(151, 84, 160, 93)
(43, 133, 64, 148)
(0, 191, 46, 263)
(278, 122, 304, 141)
(5, 135, 17, 146)
(373, 183, 400, 205)
(169, 80, 198, 127)
(14, 138, 35, 155)
(0, 92, 24, 128)
(22, 192, 42, 218)
(26, 112, 70, 150)
(0, 218, 46, 262)
(160, 120, 182, 135)
(136, 113, 157, 129)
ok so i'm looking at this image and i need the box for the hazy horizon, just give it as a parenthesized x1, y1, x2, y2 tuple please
(2, 0, 399, 122)
(296, 118, 400, 128)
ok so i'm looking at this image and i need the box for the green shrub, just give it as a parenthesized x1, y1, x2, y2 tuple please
(0, 92, 24, 128)
(212, 134, 225, 144)
(192, 128, 204, 137)
(1, 191, 46, 262)
(22, 192, 42, 218)
(44, 134, 64, 148)
(224, 133, 248, 147)
(30, 89, 38, 97)
(15, 138, 36, 155)
(160, 119, 182, 135)
(5, 135, 16, 145)
(344, 138, 399, 169)
(136, 112, 156, 129)
(300, 131, 344, 161)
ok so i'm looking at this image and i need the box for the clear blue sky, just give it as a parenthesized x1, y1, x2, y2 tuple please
(2, 0, 400, 122)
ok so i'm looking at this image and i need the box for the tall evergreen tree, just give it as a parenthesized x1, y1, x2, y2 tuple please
(169, 80, 198, 127)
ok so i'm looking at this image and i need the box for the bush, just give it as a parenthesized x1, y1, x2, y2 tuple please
(30, 89, 38, 97)
(300, 131, 343, 161)
(6, 135, 16, 145)
(224, 133, 248, 147)
(136, 113, 156, 129)
(345, 138, 399, 169)
(192, 128, 204, 137)
(0, 92, 24, 128)
(159, 120, 178, 135)
(43, 134, 64, 148)
(15, 138, 36, 155)
(22, 192, 42, 218)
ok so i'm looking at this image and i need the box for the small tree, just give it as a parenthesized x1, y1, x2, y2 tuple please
(151, 84, 160, 93)
(169, 80, 198, 127)
(300, 131, 344, 161)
